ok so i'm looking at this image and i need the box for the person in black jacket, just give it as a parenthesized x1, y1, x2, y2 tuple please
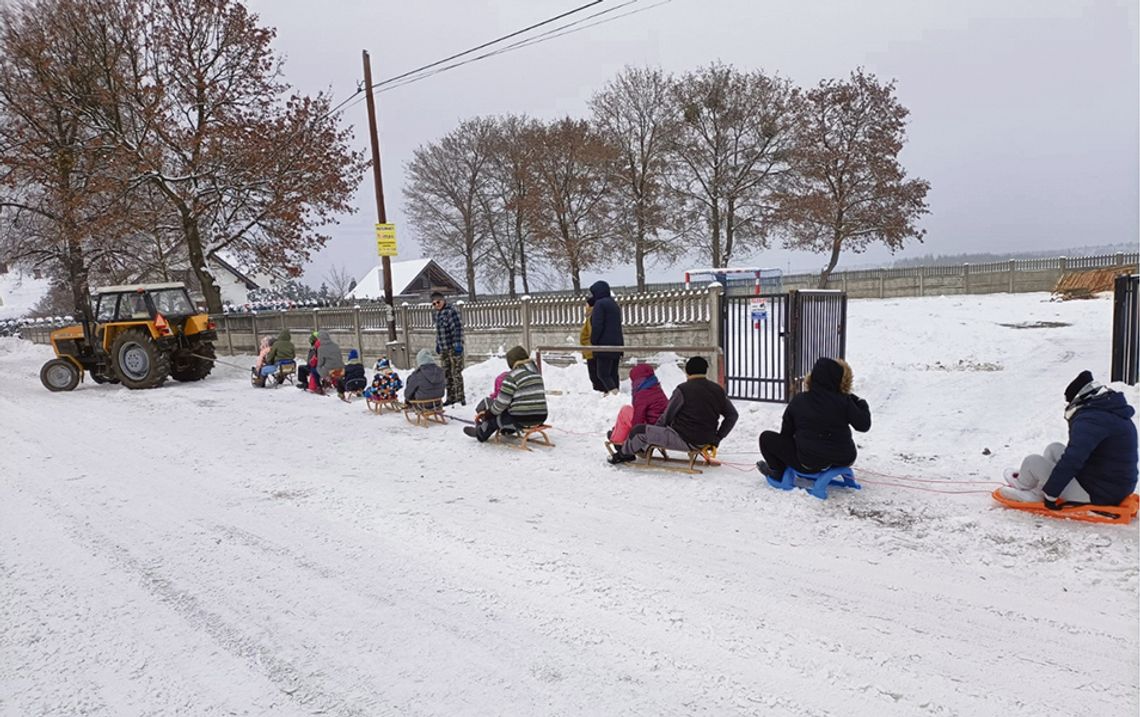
(609, 356, 738, 464)
(589, 280, 623, 395)
(757, 357, 871, 478)
(1000, 370, 1137, 507)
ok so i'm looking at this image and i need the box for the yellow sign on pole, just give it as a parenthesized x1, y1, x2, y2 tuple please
(375, 223, 397, 257)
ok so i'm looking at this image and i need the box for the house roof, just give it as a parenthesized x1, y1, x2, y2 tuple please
(345, 259, 463, 301)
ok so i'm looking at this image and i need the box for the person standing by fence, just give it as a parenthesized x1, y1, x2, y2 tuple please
(581, 296, 604, 393)
(431, 291, 466, 406)
(589, 280, 623, 395)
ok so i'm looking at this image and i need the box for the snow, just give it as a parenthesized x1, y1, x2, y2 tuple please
(345, 258, 433, 301)
(1, 292, 1137, 716)
(0, 272, 51, 320)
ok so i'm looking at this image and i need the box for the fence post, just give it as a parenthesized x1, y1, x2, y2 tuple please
(280, 312, 287, 331)
(918, 266, 925, 297)
(250, 312, 257, 347)
(878, 274, 885, 299)
(224, 314, 234, 355)
(1115, 252, 1124, 266)
(963, 263, 970, 294)
(312, 308, 319, 331)
(352, 306, 363, 354)
(706, 283, 723, 385)
(520, 295, 533, 350)
(399, 302, 412, 368)
(1059, 256, 1068, 272)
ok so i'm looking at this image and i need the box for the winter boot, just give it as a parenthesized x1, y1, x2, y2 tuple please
(463, 426, 479, 439)
(608, 451, 636, 465)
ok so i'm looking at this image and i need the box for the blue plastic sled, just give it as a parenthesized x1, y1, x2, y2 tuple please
(767, 466, 861, 500)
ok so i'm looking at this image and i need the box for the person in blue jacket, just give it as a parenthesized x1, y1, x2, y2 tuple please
(1000, 370, 1138, 507)
(589, 280, 623, 395)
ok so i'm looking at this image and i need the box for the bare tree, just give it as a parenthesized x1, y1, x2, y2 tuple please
(478, 114, 541, 297)
(775, 69, 930, 287)
(324, 264, 355, 300)
(77, 0, 365, 312)
(590, 66, 679, 291)
(667, 63, 799, 267)
(526, 118, 616, 292)
(403, 116, 497, 300)
(0, 0, 144, 315)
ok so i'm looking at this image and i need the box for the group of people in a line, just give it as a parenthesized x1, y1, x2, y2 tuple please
(250, 283, 1137, 510)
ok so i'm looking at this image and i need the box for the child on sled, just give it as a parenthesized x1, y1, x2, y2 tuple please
(363, 358, 403, 403)
(607, 362, 668, 445)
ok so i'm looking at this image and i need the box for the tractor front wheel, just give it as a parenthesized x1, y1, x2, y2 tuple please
(170, 341, 215, 382)
(111, 329, 170, 389)
(40, 358, 80, 392)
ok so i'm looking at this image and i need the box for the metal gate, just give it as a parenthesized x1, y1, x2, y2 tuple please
(1111, 274, 1139, 385)
(720, 290, 847, 403)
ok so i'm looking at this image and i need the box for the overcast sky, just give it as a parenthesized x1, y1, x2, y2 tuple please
(246, 0, 1139, 290)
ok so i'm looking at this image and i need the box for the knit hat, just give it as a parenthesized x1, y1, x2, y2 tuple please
(1064, 370, 1094, 403)
(685, 356, 709, 376)
(416, 349, 436, 367)
(375, 358, 390, 370)
(348, 349, 359, 361)
(506, 345, 529, 368)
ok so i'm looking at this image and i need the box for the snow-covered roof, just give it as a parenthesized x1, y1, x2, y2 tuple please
(345, 259, 463, 301)
(94, 282, 187, 294)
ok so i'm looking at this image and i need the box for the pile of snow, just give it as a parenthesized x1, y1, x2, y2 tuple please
(0, 292, 1136, 716)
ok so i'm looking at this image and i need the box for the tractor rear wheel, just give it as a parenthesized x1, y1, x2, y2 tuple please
(111, 329, 170, 389)
(40, 359, 80, 392)
(170, 341, 215, 382)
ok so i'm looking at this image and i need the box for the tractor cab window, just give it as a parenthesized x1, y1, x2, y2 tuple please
(95, 295, 117, 322)
(150, 288, 194, 316)
(115, 293, 149, 321)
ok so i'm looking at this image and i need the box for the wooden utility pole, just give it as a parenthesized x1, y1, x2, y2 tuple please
(362, 50, 397, 342)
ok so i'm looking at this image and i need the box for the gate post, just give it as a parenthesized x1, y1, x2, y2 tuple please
(786, 290, 800, 400)
(706, 283, 723, 385)
(352, 306, 363, 353)
(399, 302, 412, 368)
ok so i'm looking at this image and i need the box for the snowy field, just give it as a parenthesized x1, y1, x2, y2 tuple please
(1, 292, 1137, 716)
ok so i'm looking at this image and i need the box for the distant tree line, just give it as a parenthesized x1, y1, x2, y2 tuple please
(404, 64, 931, 298)
(0, 0, 365, 315)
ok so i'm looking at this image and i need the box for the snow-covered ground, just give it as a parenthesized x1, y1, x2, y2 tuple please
(0, 272, 51, 321)
(1, 292, 1137, 716)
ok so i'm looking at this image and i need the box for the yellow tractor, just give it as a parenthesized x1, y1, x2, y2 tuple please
(39, 282, 218, 391)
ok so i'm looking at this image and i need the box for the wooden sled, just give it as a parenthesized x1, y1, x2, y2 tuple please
(366, 396, 402, 414)
(404, 399, 448, 427)
(991, 489, 1139, 525)
(605, 441, 720, 475)
(492, 424, 555, 451)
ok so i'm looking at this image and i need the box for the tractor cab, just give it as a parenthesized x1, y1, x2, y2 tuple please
(40, 282, 218, 391)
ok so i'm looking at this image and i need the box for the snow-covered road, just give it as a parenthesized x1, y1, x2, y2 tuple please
(2, 293, 1137, 716)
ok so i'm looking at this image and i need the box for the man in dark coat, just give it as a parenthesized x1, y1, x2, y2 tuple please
(589, 280, 623, 395)
(431, 291, 465, 406)
(609, 356, 738, 464)
(757, 357, 872, 478)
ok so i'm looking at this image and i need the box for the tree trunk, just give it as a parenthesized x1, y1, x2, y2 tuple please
(724, 198, 735, 267)
(710, 202, 721, 267)
(517, 214, 530, 294)
(66, 239, 91, 322)
(635, 206, 647, 291)
(507, 268, 517, 298)
(465, 253, 477, 301)
(818, 234, 844, 289)
(185, 217, 222, 312)
(570, 262, 581, 292)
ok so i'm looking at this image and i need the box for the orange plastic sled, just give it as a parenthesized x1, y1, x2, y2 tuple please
(991, 489, 1139, 525)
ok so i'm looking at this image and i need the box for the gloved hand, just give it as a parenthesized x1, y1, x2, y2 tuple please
(1043, 496, 1062, 511)
(454, 343, 463, 355)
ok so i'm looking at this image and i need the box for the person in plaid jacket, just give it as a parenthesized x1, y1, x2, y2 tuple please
(431, 291, 465, 406)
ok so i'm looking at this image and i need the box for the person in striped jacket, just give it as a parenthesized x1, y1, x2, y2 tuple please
(464, 346, 548, 442)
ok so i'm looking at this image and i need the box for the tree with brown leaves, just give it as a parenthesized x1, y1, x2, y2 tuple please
(776, 69, 930, 288)
(526, 118, 616, 292)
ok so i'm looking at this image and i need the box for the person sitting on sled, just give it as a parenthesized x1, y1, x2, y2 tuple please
(607, 362, 669, 446)
(608, 356, 737, 464)
(755, 357, 871, 479)
(296, 331, 319, 389)
(363, 358, 403, 402)
(250, 335, 276, 386)
(464, 346, 548, 442)
(338, 349, 368, 398)
(404, 349, 446, 408)
(1000, 370, 1138, 508)
(314, 330, 345, 396)
(253, 329, 295, 386)
(473, 370, 510, 428)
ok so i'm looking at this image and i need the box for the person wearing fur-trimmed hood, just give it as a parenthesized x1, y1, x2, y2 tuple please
(756, 357, 871, 479)
(464, 346, 548, 442)
(1001, 370, 1137, 507)
(404, 349, 446, 406)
